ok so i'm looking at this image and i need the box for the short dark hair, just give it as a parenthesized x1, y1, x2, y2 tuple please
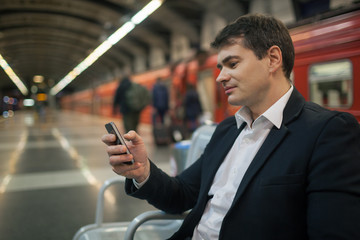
(211, 13, 294, 79)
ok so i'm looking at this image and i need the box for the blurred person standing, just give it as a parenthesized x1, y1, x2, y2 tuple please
(113, 76, 150, 132)
(184, 84, 203, 133)
(152, 78, 169, 125)
(151, 77, 172, 145)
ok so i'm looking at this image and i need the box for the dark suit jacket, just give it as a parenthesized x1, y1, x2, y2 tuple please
(125, 88, 360, 239)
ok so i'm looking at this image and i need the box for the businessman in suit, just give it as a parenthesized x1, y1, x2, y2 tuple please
(102, 13, 360, 239)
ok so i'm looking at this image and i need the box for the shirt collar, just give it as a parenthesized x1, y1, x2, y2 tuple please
(235, 106, 252, 129)
(235, 85, 294, 129)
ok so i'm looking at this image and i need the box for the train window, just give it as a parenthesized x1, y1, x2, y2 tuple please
(309, 60, 353, 108)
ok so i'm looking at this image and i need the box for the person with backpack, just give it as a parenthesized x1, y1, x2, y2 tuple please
(113, 76, 150, 132)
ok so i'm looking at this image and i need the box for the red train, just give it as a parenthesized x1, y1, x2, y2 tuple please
(60, 10, 360, 124)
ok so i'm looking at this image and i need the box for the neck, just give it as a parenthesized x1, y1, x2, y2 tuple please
(250, 81, 291, 120)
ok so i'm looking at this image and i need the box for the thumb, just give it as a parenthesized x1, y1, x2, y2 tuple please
(124, 130, 143, 145)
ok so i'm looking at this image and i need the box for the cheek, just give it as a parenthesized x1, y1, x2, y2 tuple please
(231, 60, 268, 88)
(246, 65, 269, 86)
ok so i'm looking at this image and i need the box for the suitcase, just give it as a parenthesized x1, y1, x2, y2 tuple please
(152, 125, 171, 146)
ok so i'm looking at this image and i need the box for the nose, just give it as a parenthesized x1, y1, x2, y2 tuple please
(216, 69, 230, 83)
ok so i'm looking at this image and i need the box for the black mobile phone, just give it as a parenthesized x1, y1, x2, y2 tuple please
(105, 122, 134, 165)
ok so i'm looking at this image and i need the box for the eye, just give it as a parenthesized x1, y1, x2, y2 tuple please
(229, 61, 238, 68)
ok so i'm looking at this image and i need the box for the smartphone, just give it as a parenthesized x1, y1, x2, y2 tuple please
(105, 122, 134, 165)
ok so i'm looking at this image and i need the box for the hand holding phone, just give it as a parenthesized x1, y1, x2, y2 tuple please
(105, 122, 134, 165)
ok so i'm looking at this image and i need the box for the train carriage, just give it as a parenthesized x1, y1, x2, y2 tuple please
(60, 10, 360, 124)
(291, 10, 360, 121)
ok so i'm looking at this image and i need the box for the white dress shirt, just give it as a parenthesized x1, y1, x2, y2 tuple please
(192, 85, 293, 240)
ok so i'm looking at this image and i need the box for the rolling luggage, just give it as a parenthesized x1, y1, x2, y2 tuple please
(152, 125, 171, 146)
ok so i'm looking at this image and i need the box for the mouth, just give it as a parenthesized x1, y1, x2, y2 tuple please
(224, 85, 236, 95)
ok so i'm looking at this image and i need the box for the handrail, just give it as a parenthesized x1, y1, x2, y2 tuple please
(124, 210, 186, 240)
(95, 177, 124, 226)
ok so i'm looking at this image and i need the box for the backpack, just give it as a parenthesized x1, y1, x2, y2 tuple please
(125, 82, 150, 112)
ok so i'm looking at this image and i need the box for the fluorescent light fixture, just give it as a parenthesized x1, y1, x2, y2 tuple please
(107, 22, 135, 44)
(0, 54, 29, 96)
(131, 0, 163, 24)
(50, 0, 163, 96)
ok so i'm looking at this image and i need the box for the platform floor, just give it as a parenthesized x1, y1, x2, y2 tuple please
(0, 109, 175, 240)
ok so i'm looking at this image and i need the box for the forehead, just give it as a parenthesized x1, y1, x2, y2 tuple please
(216, 42, 254, 64)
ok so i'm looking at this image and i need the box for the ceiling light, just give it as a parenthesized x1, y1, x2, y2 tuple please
(33, 75, 44, 83)
(0, 54, 29, 96)
(131, 0, 163, 24)
(50, 0, 164, 96)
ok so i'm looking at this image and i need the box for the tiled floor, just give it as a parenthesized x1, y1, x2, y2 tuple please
(0, 109, 174, 240)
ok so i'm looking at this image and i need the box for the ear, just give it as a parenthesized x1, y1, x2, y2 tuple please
(267, 45, 282, 73)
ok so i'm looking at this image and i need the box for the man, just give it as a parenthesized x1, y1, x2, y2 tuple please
(103, 14, 360, 239)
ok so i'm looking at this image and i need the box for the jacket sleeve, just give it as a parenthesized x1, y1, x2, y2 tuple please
(125, 158, 202, 214)
(306, 112, 360, 239)
(124, 117, 236, 215)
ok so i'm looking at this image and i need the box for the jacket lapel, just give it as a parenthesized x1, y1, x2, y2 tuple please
(204, 121, 246, 191)
(230, 125, 289, 206)
(186, 120, 245, 232)
(230, 88, 305, 207)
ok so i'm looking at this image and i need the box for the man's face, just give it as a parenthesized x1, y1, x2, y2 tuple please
(216, 40, 271, 110)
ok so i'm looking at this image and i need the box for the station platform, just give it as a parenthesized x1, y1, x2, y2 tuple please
(0, 109, 175, 240)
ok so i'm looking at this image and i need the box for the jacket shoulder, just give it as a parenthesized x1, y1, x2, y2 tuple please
(303, 101, 357, 123)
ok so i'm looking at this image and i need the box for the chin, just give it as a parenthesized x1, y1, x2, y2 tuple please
(228, 99, 242, 107)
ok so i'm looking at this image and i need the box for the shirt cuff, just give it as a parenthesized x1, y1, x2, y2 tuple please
(132, 173, 150, 189)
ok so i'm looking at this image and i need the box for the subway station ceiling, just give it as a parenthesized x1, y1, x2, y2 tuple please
(0, 0, 358, 97)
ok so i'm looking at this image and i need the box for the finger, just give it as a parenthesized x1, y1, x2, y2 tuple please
(101, 134, 116, 145)
(109, 152, 134, 166)
(111, 160, 140, 175)
(107, 145, 131, 156)
(112, 162, 144, 177)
